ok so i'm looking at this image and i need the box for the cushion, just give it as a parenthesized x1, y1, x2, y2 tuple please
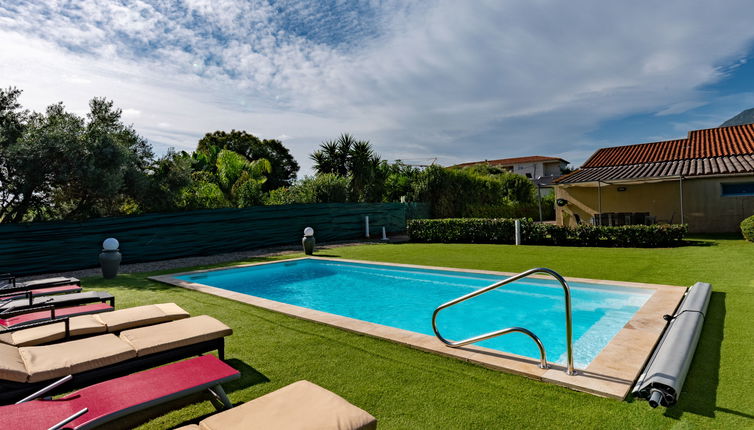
(95, 303, 190, 332)
(0, 315, 107, 347)
(120, 315, 232, 357)
(0, 343, 28, 383)
(174, 426, 200, 430)
(20, 334, 137, 383)
(198, 380, 377, 430)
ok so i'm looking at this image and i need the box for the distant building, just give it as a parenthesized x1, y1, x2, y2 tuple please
(553, 124, 754, 233)
(453, 156, 569, 180)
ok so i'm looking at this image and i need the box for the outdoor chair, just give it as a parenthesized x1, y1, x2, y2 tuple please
(0, 303, 189, 347)
(0, 284, 83, 301)
(0, 274, 80, 294)
(0, 303, 113, 329)
(0, 291, 115, 315)
(0, 354, 239, 430)
(175, 380, 377, 430)
(0, 315, 233, 404)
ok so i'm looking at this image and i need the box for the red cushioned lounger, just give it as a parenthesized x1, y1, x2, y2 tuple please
(0, 274, 81, 294)
(0, 355, 240, 430)
(0, 291, 115, 315)
(0, 303, 114, 328)
(0, 284, 83, 300)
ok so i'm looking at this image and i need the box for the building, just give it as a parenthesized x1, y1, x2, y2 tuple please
(553, 124, 754, 233)
(453, 156, 569, 179)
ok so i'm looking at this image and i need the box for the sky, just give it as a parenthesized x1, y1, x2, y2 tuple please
(2, 0, 754, 176)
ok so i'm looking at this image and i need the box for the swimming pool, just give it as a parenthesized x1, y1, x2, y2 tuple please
(154, 257, 685, 398)
(174, 258, 651, 368)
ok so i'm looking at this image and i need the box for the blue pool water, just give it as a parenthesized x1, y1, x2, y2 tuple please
(177, 259, 652, 368)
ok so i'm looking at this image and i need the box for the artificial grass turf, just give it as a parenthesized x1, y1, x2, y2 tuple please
(78, 235, 752, 429)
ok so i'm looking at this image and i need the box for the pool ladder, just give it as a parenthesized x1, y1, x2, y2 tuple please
(431, 267, 575, 375)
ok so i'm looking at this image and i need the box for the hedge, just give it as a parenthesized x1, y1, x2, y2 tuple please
(741, 214, 754, 242)
(407, 218, 688, 247)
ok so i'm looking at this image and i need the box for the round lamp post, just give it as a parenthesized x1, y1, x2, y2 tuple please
(99, 238, 122, 279)
(302, 227, 315, 255)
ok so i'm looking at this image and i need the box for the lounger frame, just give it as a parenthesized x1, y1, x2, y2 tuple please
(0, 274, 81, 294)
(0, 292, 115, 315)
(0, 337, 226, 404)
(0, 313, 72, 335)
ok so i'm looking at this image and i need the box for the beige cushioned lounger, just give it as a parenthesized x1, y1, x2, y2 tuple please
(175, 380, 377, 430)
(0, 315, 230, 384)
(0, 303, 190, 347)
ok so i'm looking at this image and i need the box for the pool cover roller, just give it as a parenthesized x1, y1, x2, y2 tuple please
(633, 282, 711, 408)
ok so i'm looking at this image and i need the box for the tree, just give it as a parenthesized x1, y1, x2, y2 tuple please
(185, 146, 272, 209)
(56, 98, 154, 219)
(309, 134, 382, 202)
(139, 149, 195, 213)
(0, 89, 155, 222)
(381, 161, 421, 202)
(197, 130, 299, 190)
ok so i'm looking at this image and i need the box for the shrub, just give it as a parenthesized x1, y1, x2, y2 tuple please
(740, 214, 754, 242)
(265, 174, 350, 204)
(547, 225, 570, 245)
(409, 165, 536, 218)
(264, 187, 297, 205)
(408, 218, 688, 247)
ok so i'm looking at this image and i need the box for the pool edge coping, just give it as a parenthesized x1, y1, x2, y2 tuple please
(149, 256, 687, 400)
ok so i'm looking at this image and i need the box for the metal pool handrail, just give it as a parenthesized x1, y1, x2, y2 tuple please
(431, 267, 575, 375)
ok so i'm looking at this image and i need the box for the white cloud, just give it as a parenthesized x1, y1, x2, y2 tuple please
(1, 0, 753, 174)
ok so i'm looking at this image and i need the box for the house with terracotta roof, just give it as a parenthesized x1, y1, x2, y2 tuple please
(553, 123, 754, 233)
(453, 156, 569, 181)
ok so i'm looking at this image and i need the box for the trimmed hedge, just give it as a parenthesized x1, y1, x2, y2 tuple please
(407, 218, 688, 247)
(742, 215, 754, 242)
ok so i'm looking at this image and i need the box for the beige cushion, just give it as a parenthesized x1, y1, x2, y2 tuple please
(120, 315, 232, 357)
(0, 343, 28, 383)
(198, 381, 377, 430)
(174, 426, 200, 430)
(20, 334, 137, 383)
(95, 303, 190, 332)
(0, 316, 107, 347)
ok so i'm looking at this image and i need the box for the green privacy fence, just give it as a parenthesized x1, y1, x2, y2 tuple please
(0, 202, 423, 275)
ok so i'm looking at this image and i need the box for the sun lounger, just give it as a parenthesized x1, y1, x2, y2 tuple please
(0, 303, 190, 346)
(0, 303, 114, 329)
(0, 291, 114, 315)
(0, 354, 239, 430)
(0, 274, 80, 294)
(0, 315, 232, 404)
(175, 380, 377, 430)
(0, 284, 83, 300)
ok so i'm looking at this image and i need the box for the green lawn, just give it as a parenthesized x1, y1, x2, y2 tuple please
(82, 235, 753, 429)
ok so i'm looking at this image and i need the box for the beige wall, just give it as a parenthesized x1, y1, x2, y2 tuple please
(554, 175, 754, 233)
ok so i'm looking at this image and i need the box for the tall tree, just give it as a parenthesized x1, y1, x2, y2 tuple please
(309, 134, 382, 202)
(197, 130, 299, 190)
(0, 89, 154, 222)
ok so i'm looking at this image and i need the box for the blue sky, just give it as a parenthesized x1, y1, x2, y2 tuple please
(2, 0, 754, 175)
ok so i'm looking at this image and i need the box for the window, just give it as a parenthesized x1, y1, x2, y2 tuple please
(721, 182, 754, 196)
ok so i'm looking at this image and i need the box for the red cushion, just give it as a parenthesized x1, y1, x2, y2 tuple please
(0, 303, 113, 327)
(0, 284, 81, 299)
(0, 355, 239, 429)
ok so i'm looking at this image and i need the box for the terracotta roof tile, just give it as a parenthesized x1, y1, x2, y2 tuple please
(555, 155, 754, 184)
(582, 124, 754, 168)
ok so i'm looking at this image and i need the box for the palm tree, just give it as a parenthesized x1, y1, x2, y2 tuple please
(215, 149, 271, 205)
(309, 134, 382, 201)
